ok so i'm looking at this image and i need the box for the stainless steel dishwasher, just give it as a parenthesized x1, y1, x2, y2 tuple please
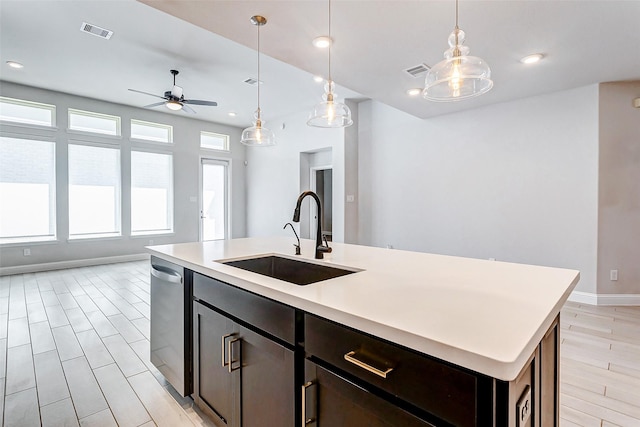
(150, 256, 192, 396)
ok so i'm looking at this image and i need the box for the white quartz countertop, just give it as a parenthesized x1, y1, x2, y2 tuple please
(147, 237, 579, 381)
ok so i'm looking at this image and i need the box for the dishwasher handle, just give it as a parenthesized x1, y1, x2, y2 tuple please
(151, 265, 183, 284)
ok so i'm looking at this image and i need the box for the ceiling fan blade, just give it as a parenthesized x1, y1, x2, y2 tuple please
(128, 88, 166, 99)
(143, 101, 166, 108)
(181, 103, 196, 114)
(171, 85, 183, 98)
(183, 99, 218, 106)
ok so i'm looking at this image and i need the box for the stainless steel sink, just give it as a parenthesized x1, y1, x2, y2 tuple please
(221, 255, 357, 285)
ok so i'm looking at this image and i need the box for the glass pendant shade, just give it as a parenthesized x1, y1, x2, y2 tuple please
(308, 80, 353, 128)
(241, 110, 275, 146)
(424, 24, 493, 102)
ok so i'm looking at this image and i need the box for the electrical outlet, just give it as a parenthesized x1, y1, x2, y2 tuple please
(610, 269, 618, 281)
(346, 195, 355, 203)
(386, 244, 394, 249)
(489, 257, 496, 261)
(23, 248, 31, 256)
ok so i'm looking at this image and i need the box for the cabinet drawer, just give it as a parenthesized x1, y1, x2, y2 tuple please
(304, 314, 481, 427)
(194, 273, 295, 345)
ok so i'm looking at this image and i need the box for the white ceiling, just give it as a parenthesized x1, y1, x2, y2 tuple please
(2, 0, 639, 128)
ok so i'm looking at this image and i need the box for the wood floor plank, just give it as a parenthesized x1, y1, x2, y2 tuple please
(78, 408, 118, 427)
(62, 356, 109, 419)
(3, 387, 40, 427)
(108, 313, 145, 343)
(29, 320, 57, 355)
(102, 334, 146, 377)
(5, 343, 36, 395)
(40, 397, 80, 427)
(128, 371, 195, 427)
(93, 363, 152, 427)
(34, 349, 70, 407)
(7, 317, 30, 348)
(76, 329, 114, 369)
(52, 325, 84, 361)
(66, 307, 93, 333)
(45, 304, 70, 328)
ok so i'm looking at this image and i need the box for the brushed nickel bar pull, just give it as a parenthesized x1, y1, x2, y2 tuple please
(221, 333, 234, 367)
(228, 338, 241, 373)
(344, 351, 394, 378)
(301, 381, 315, 426)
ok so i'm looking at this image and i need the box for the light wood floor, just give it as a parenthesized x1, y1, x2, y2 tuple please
(1, 261, 639, 426)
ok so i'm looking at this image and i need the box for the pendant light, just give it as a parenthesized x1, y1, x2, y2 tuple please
(307, 0, 353, 128)
(241, 15, 276, 146)
(423, 0, 493, 102)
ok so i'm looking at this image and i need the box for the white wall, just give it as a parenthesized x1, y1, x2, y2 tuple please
(245, 109, 354, 243)
(357, 86, 600, 293)
(0, 82, 247, 269)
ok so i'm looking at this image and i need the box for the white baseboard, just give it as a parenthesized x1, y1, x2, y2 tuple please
(0, 253, 150, 276)
(568, 290, 640, 306)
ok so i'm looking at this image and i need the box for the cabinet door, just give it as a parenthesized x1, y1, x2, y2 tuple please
(238, 324, 295, 427)
(193, 302, 239, 426)
(303, 360, 436, 427)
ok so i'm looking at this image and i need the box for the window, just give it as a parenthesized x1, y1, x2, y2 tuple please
(68, 144, 121, 237)
(131, 119, 173, 143)
(0, 136, 56, 243)
(200, 131, 229, 151)
(131, 151, 173, 234)
(0, 96, 55, 127)
(200, 159, 229, 241)
(68, 108, 120, 136)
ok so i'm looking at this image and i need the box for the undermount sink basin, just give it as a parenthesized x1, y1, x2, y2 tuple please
(221, 255, 358, 285)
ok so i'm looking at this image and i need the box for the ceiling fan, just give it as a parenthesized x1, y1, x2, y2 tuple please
(128, 69, 218, 113)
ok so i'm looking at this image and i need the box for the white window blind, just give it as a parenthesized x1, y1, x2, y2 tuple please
(131, 151, 173, 234)
(0, 136, 56, 243)
(68, 144, 121, 237)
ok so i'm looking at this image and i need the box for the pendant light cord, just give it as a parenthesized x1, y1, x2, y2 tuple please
(256, 22, 261, 119)
(328, 0, 332, 83)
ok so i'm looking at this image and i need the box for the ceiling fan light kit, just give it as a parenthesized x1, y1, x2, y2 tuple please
(240, 15, 276, 146)
(128, 69, 217, 114)
(423, 0, 493, 102)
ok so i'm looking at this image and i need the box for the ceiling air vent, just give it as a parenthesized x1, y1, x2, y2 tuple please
(243, 78, 263, 86)
(80, 22, 113, 40)
(404, 63, 430, 78)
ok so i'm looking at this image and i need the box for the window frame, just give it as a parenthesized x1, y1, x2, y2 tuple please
(68, 108, 121, 137)
(130, 149, 174, 236)
(130, 119, 173, 144)
(0, 96, 56, 128)
(0, 134, 57, 245)
(200, 131, 230, 151)
(67, 141, 122, 240)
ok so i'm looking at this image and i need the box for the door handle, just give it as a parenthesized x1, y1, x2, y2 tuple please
(228, 337, 241, 373)
(151, 265, 182, 284)
(221, 333, 235, 367)
(301, 381, 315, 426)
(344, 350, 394, 379)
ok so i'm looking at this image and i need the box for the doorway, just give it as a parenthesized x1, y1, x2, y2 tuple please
(310, 166, 333, 242)
(200, 158, 229, 241)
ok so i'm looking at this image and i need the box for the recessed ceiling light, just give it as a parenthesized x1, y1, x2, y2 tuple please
(6, 61, 24, 69)
(313, 75, 324, 83)
(406, 88, 422, 97)
(228, 112, 237, 117)
(312, 36, 332, 49)
(520, 53, 544, 64)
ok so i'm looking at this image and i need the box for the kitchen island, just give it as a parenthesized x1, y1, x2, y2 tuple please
(148, 237, 579, 427)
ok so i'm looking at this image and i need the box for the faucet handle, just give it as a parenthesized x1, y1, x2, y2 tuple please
(293, 243, 301, 255)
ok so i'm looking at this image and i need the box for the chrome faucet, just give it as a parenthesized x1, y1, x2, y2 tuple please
(292, 191, 332, 259)
(283, 222, 301, 255)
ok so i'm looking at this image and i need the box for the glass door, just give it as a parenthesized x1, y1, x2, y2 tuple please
(200, 159, 229, 241)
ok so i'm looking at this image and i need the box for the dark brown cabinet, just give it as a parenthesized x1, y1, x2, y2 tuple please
(192, 274, 296, 427)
